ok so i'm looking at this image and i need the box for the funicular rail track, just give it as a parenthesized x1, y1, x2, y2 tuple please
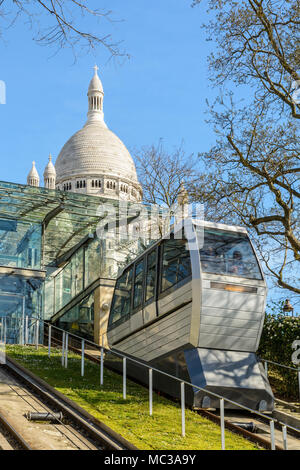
(1, 357, 137, 451)
(44, 333, 300, 450)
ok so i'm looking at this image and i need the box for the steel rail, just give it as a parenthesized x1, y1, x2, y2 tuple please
(0, 410, 32, 450)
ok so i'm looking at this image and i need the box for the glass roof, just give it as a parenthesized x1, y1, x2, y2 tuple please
(0, 181, 157, 267)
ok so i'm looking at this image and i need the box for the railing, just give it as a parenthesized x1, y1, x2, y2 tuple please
(0, 316, 42, 346)
(1, 315, 300, 451)
(260, 357, 300, 401)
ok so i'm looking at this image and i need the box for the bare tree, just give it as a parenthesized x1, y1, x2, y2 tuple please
(0, 0, 126, 57)
(134, 140, 200, 208)
(191, 0, 300, 295)
(193, 0, 300, 117)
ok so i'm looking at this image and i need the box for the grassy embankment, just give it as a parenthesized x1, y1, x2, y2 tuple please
(6, 345, 260, 450)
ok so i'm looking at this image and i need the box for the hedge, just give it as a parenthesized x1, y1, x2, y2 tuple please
(258, 310, 300, 399)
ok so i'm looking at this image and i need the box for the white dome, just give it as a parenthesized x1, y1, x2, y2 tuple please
(55, 66, 142, 200)
(55, 120, 139, 183)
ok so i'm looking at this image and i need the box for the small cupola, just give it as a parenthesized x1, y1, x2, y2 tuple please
(27, 161, 40, 187)
(43, 154, 56, 189)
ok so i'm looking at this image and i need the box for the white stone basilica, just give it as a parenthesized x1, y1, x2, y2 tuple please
(27, 66, 143, 202)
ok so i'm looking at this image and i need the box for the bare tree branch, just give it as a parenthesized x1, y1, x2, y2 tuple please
(1, 0, 127, 58)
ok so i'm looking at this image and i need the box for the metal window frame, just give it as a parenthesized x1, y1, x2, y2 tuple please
(131, 257, 145, 314)
(144, 247, 158, 306)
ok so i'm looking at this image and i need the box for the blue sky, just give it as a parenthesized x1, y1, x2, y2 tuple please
(0, 0, 217, 184)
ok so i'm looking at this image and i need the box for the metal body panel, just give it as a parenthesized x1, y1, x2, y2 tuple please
(130, 310, 143, 332)
(201, 289, 265, 312)
(198, 334, 258, 352)
(157, 282, 192, 316)
(143, 302, 156, 325)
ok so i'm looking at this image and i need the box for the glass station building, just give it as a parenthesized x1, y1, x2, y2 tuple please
(0, 181, 152, 343)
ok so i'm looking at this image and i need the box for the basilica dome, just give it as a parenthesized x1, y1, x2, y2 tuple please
(55, 66, 142, 201)
(55, 121, 139, 184)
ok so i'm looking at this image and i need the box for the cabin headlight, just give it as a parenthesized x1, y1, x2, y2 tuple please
(258, 400, 267, 412)
(202, 396, 211, 409)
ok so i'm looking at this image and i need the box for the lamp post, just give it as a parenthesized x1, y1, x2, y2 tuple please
(283, 299, 294, 316)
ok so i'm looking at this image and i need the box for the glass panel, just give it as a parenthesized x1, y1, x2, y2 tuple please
(57, 291, 94, 340)
(44, 278, 54, 320)
(109, 268, 133, 326)
(53, 247, 85, 314)
(161, 236, 191, 292)
(145, 250, 156, 302)
(62, 262, 72, 306)
(198, 228, 262, 280)
(75, 248, 84, 295)
(85, 240, 100, 287)
(133, 259, 144, 310)
(0, 219, 42, 269)
(55, 271, 63, 312)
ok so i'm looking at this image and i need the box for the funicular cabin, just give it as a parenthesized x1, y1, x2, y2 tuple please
(106, 218, 274, 411)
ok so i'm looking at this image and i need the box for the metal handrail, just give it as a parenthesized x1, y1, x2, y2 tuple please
(1, 315, 300, 450)
(259, 357, 299, 372)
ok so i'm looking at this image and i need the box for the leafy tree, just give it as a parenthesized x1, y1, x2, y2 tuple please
(192, 0, 300, 294)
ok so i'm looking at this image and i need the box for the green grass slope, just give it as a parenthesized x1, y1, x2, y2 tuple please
(6, 345, 260, 450)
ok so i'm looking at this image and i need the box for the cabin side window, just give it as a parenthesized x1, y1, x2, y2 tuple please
(109, 267, 133, 326)
(145, 250, 156, 302)
(161, 236, 191, 293)
(133, 259, 144, 310)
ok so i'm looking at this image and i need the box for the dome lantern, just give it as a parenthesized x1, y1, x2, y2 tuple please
(87, 65, 105, 123)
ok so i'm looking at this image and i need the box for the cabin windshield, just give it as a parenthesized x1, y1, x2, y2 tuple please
(197, 227, 262, 280)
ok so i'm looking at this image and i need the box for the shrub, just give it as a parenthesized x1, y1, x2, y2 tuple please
(258, 308, 300, 399)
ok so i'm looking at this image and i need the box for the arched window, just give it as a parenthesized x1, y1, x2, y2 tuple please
(107, 181, 109, 189)
(83, 180, 86, 188)
(99, 180, 102, 188)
